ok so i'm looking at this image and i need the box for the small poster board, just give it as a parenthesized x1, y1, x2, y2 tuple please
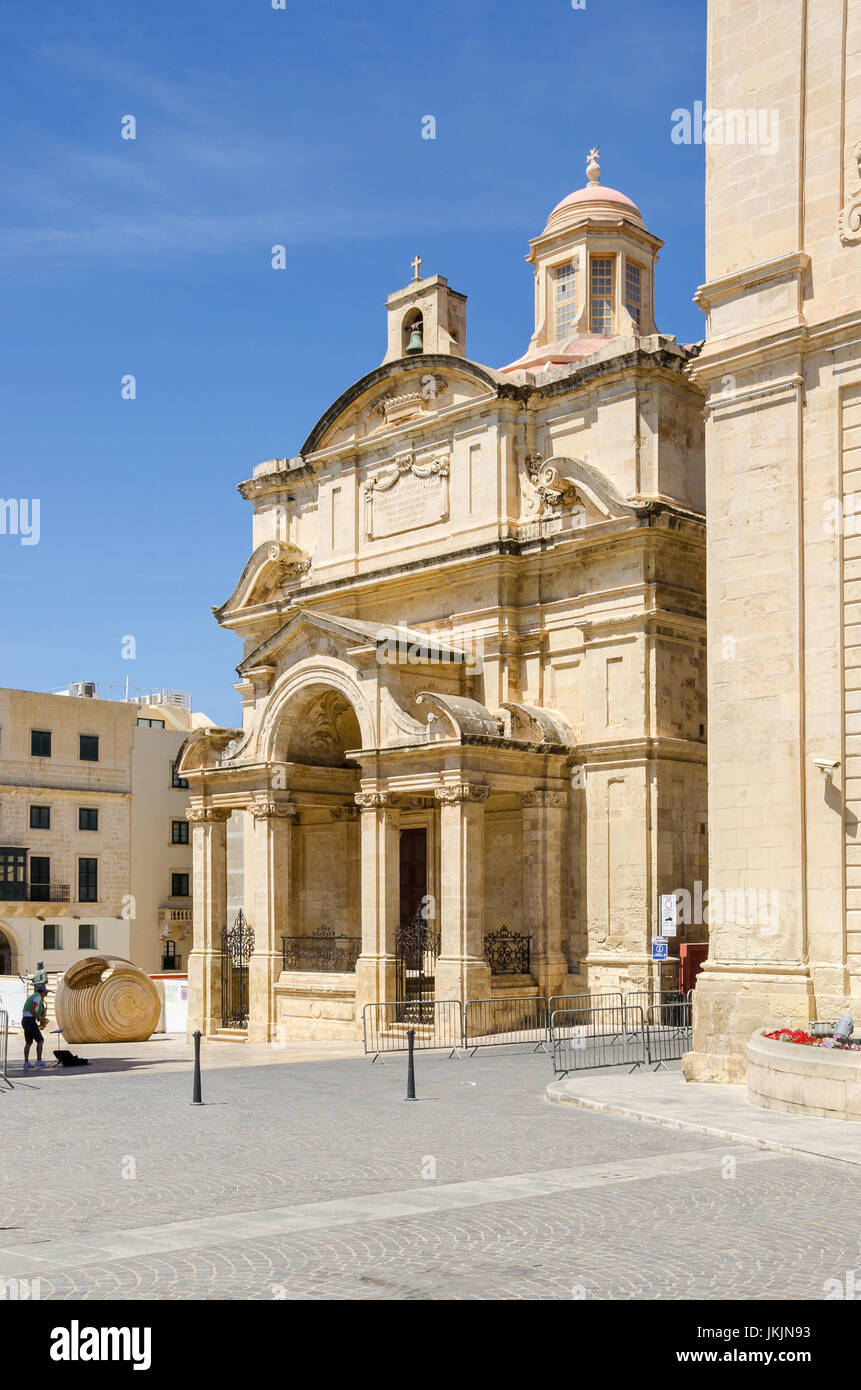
(659, 893, 678, 938)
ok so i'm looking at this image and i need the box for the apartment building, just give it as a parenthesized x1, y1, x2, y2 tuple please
(0, 684, 211, 981)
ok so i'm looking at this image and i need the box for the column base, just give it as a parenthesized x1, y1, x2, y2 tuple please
(535, 953, 569, 1001)
(682, 963, 816, 1084)
(354, 954, 399, 1018)
(186, 949, 222, 1040)
(435, 955, 492, 1004)
(247, 953, 281, 1043)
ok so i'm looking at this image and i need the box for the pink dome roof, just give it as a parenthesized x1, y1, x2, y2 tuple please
(549, 182, 641, 220)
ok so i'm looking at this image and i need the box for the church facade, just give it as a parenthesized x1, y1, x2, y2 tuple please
(179, 156, 708, 1042)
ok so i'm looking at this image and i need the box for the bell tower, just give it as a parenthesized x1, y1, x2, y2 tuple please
(382, 257, 467, 364)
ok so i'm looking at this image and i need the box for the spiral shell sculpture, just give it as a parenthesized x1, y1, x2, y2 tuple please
(55, 955, 161, 1044)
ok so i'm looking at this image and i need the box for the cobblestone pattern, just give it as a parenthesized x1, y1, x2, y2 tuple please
(2, 1053, 858, 1299)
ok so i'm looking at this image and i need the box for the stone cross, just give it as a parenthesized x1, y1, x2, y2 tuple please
(411, 254, 423, 281)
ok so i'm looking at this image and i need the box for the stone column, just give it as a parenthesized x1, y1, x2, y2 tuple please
(353, 792, 401, 1021)
(519, 790, 569, 998)
(186, 806, 231, 1038)
(247, 795, 297, 1043)
(434, 783, 492, 1003)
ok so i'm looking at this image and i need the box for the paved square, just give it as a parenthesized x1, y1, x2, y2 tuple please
(1, 1043, 859, 1300)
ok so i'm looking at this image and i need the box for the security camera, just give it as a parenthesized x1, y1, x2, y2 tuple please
(812, 757, 840, 773)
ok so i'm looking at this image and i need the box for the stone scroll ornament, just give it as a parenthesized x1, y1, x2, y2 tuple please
(839, 141, 861, 246)
(54, 956, 162, 1044)
(524, 453, 584, 517)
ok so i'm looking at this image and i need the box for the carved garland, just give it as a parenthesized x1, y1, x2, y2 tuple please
(186, 807, 232, 823)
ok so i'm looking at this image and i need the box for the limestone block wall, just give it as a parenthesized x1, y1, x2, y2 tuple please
(841, 384, 861, 1002)
(685, 0, 861, 1080)
(484, 809, 524, 939)
(291, 812, 360, 937)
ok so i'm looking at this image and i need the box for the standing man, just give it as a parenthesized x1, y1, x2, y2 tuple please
(22, 984, 48, 1070)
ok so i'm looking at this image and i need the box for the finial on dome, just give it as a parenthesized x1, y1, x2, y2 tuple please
(586, 147, 601, 183)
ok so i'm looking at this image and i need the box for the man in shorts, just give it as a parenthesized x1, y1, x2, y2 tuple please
(21, 984, 48, 1070)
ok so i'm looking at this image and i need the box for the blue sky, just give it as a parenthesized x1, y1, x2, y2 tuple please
(0, 0, 705, 727)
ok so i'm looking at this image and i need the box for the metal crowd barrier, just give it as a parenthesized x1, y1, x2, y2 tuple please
(626, 989, 690, 1026)
(550, 1005, 647, 1076)
(463, 996, 548, 1053)
(548, 991, 624, 1024)
(362, 1000, 465, 1059)
(644, 996, 692, 1067)
(0, 1010, 9, 1089)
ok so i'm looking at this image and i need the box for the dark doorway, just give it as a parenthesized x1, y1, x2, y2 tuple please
(0, 930, 11, 974)
(395, 828, 438, 1013)
(399, 828, 427, 926)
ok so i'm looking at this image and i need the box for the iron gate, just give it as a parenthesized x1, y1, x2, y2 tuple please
(221, 910, 254, 1029)
(394, 907, 439, 1022)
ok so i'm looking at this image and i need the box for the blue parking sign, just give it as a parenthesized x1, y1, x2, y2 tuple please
(651, 937, 669, 961)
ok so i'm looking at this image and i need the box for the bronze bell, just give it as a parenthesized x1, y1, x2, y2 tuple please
(405, 324, 424, 354)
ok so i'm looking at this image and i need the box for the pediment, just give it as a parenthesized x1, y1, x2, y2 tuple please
(301, 356, 506, 456)
(214, 541, 310, 625)
(238, 608, 474, 682)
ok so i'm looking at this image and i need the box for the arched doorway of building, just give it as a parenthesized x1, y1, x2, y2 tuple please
(0, 929, 14, 975)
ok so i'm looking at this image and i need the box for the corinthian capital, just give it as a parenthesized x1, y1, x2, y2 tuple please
(186, 806, 232, 823)
(354, 791, 399, 810)
(434, 783, 491, 804)
(249, 795, 297, 820)
(518, 790, 569, 808)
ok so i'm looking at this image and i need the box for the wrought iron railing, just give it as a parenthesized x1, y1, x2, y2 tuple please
(483, 925, 531, 975)
(222, 910, 253, 1029)
(161, 951, 182, 971)
(282, 925, 361, 973)
(1, 883, 73, 903)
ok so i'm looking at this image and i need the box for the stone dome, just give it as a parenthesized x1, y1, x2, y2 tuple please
(543, 150, 644, 233)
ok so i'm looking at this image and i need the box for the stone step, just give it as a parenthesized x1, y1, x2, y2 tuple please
(209, 1029, 249, 1043)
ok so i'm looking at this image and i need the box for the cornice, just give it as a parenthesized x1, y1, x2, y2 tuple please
(0, 782, 132, 798)
(575, 736, 707, 765)
(693, 251, 811, 313)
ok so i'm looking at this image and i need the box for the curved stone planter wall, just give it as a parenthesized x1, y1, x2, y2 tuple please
(747, 1029, 861, 1121)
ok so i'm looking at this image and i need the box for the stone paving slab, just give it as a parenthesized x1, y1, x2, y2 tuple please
(3, 1032, 364, 1078)
(0, 1145, 780, 1280)
(2, 1049, 859, 1299)
(546, 1071, 861, 1170)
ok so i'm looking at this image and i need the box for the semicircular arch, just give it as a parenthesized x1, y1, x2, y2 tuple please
(255, 658, 375, 766)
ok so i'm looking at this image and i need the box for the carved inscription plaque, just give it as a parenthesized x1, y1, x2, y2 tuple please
(365, 457, 449, 539)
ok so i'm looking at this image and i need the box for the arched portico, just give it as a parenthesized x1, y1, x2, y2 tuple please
(180, 621, 576, 1043)
(254, 658, 377, 764)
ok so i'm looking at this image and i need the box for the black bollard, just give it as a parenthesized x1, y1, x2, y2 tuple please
(406, 1027, 416, 1101)
(192, 1029, 203, 1105)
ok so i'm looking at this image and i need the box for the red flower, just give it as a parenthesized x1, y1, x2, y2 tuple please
(764, 1028, 815, 1045)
